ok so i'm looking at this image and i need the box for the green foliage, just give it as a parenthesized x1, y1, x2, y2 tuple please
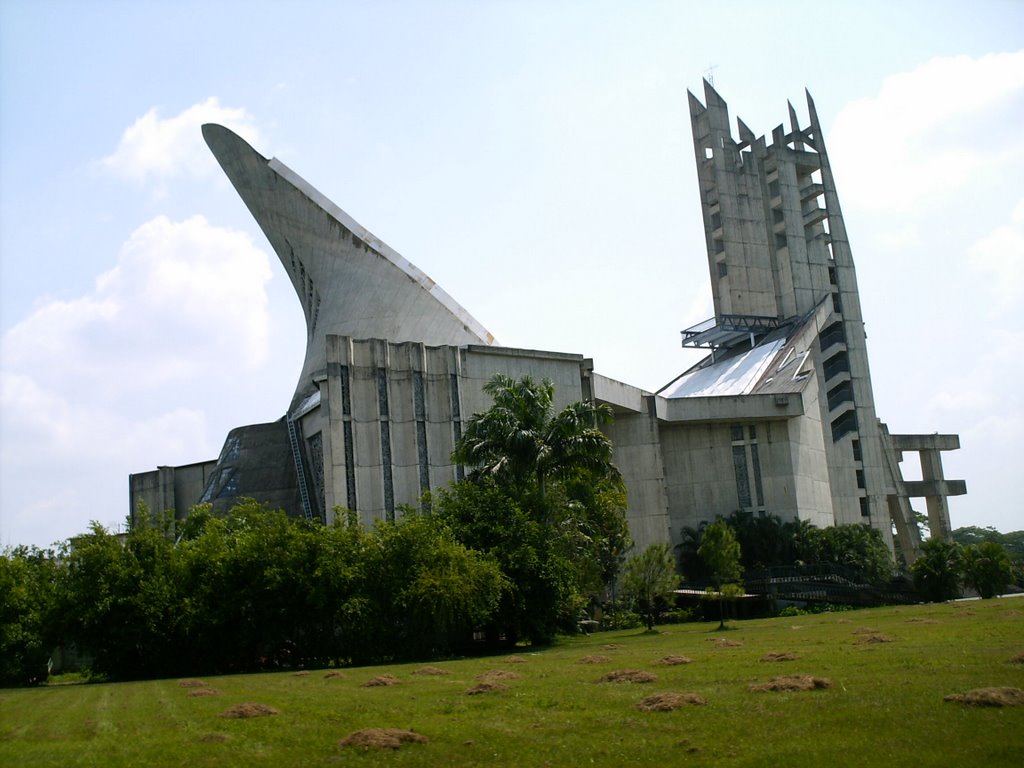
(598, 602, 644, 630)
(911, 538, 963, 602)
(621, 543, 680, 630)
(698, 520, 742, 586)
(32, 499, 508, 680)
(451, 373, 618, 507)
(722, 510, 808, 571)
(777, 605, 808, 617)
(356, 512, 507, 660)
(961, 541, 1014, 599)
(799, 524, 893, 585)
(50, 519, 181, 679)
(430, 480, 571, 645)
(680, 515, 888, 587)
(447, 373, 631, 643)
(698, 520, 743, 629)
(953, 526, 1024, 587)
(0, 546, 57, 686)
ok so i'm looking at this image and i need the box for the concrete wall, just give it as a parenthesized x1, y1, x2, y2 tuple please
(309, 336, 588, 528)
(128, 460, 217, 526)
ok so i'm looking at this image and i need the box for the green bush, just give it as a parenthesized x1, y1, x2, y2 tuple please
(600, 607, 643, 630)
(962, 541, 1014, 599)
(777, 605, 808, 617)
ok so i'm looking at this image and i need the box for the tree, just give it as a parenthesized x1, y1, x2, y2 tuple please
(356, 512, 507, 660)
(911, 538, 963, 602)
(0, 546, 57, 686)
(448, 374, 630, 642)
(799, 524, 892, 586)
(452, 374, 618, 510)
(724, 510, 804, 571)
(961, 541, 1014, 599)
(953, 526, 1024, 589)
(698, 520, 743, 629)
(621, 543, 680, 631)
(430, 479, 572, 645)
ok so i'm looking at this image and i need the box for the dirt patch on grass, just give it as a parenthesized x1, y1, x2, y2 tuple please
(1010, 653, 1024, 664)
(503, 655, 528, 664)
(178, 679, 207, 688)
(413, 666, 450, 676)
(853, 627, 879, 634)
(760, 652, 799, 662)
(324, 671, 346, 679)
(597, 669, 657, 684)
(188, 688, 220, 697)
(654, 655, 693, 666)
(360, 675, 401, 688)
(291, 671, 310, 677)
(855, 633, 894, 644)
(944, 687, 1024, 707)
(835, 618, 851, 624)
(707, 638, 742, 648)
(749, 675, 832, 692)
(603, 643, 623, 650)
(339, 728, 428, 750)
(636, 692, 706, 711)
(465, 681, 510, 695)
(578, 655, 612, 664)
(905, 618, 941, 624)
(220, 703, 280, 718)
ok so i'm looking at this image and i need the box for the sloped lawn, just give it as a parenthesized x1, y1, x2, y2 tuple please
(2, 598, 1022, 767)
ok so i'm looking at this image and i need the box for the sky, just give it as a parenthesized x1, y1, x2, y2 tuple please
(1, 0, 1022, 548)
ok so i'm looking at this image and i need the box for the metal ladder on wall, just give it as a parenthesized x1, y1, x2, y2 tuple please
(285, 412, 314, 521)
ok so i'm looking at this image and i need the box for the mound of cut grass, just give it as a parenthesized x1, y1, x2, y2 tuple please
(636, 692, 706, 711)
(412, 666, 449, 676)
(653, 655, 692, 665)
(219, 703, 279, 718)
(465, 681, 510, 695)
(359, 675, 400, 687)
(749, 675, 831, 692)
(943, 687, 1024, 707)
(596, 669, 657, 684)
(338, 728, 427, 750)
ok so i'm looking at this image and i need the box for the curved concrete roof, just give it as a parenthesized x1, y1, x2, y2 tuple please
(202, 124, 495, 408)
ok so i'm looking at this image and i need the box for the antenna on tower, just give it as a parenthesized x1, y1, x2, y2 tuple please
(704, 64, 718, 86)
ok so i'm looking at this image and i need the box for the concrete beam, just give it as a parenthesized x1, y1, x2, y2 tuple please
(903, 479, 968, 497)
(890, 434, 961, 452)
(657, 392, 803, 423)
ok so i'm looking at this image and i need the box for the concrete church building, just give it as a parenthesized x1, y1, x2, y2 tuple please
(130, 82, 965, 562)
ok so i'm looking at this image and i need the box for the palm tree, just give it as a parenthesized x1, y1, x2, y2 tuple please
(452, 374, 618, 509)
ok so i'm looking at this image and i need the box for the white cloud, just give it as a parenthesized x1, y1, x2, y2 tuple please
(3, 215, 272, 398)
(829, 51, 1024, 214)
(968, 199, 1024, 316)
(926, 327, 1023, 418)
(0, 215, 274, 546)
(101, 98, 263, 185)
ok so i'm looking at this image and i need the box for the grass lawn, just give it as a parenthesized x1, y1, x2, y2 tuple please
(2, 598, 1022, 767)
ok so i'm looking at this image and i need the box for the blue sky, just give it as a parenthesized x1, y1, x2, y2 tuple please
(1, 0, 1022, 547)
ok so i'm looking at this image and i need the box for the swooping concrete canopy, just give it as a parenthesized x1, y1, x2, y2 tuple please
(202, 124, 495, 409)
